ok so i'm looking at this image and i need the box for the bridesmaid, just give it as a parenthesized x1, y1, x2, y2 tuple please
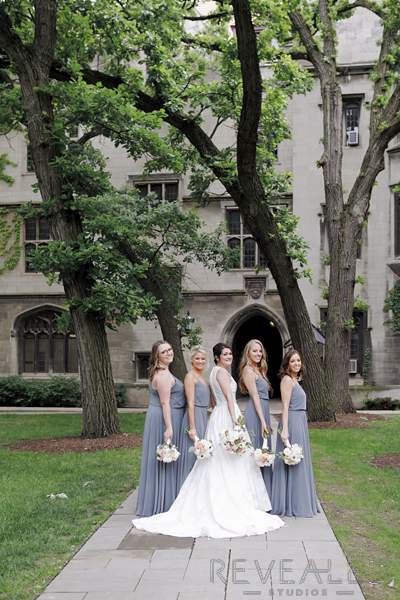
(136, 340, 186, 517)
(178, 346, 211, 489)
(239, 339, 273, 499)
(271, 349, 319, 517)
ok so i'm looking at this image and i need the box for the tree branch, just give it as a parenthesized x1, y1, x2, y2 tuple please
(183, 11, 230, 21)
(337, 0, 384, 19)
(0, 8, 28, 67)
(289, 11, 325, 77)
(318, 0, 336, 64)
(76, 127, 106, 145)
(182, 34, 224, 53)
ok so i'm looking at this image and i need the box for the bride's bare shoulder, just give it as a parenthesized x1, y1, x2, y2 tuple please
(216, 367, 230, 384)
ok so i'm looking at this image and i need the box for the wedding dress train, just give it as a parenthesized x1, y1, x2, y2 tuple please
(132, 366, 284, 538)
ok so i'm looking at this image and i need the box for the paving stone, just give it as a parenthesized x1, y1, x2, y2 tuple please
(132, 589, 179, 600)
(303, 540, 349, 560)
(265, 540, 307, 559)
(186, 557, 227, 571)
(269, 580, 364, 599)
(151, 548, 192, 560)
(192, 538, 231, 551)
(85, 594, 136, 600)
(225, 581, 272, 599)
(73, 548, 153, 561)
(229, 535, 267, 550)
(140, 568, 186, 582)
(120, 529, 194, 550)
(46, 567, 144, 593)
(82, 529, 129, 551)
(267, 522, 336, 542)
(36, 595, 87, 600)
(269, 565, 360, 588)
(105, 557, 153, 572)
(102, 514, 135, 528)
(115, 492, 137, 515)
(320, 584, 366, 599)
(133, 580, 181, 599)
(190, 546, 229, 561)
(62, 558, 111, 572)
(178, 591, 225, 600)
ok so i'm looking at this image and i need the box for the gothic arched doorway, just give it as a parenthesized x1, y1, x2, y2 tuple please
(231, 314, 283, 398)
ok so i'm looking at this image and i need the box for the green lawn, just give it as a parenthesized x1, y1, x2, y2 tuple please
(310, 417, 400, 600)
(0, 414, 145, 600)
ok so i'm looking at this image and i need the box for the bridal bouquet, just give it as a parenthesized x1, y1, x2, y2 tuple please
(279, 443, 303, 466)
(220, 416, 253, 456)
(189, 437, 214, 460)
(254, 427, 275, 467)
(156, 441, 180, 463)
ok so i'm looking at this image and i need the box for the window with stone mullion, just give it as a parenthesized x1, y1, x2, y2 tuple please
(24, 216, 50, 273)
(133, 180, 179, 203)
(226, 208, 265, 269)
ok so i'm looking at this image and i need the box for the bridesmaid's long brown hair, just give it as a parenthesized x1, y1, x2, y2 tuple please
(278, 349, 305, 381)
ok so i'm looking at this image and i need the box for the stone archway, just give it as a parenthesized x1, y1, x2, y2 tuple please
(223, 305, 289, 398)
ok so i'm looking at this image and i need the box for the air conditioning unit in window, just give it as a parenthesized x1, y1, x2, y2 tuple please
(347, 127, 359, 146)
(349, 359, 358, 374)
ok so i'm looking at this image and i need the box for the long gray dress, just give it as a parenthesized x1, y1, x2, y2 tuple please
(245, 377, 273, 499)
(177, 382, 210, 490)
(136, 377, 185, 517)
(271, 381, 319, 517)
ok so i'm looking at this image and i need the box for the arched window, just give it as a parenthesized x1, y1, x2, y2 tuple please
(19, 309, 78, 374)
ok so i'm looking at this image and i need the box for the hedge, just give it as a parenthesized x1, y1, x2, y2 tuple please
(364, 397, 400, 411)
(0, 376, 127, 407)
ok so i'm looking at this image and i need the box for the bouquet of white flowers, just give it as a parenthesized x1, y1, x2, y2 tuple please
(189, 437, 213, 460)
(220, 416, 253, 456)
(254, 427, 275, 467)
(156, 440, 180, 463)
(279, 443, 303, 466)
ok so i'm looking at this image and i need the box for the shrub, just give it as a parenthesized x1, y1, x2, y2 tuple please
(364, 397, 400, 410)
(115, 383, 128, 407)
(0, 376, 30, 405)
(0, 376, 128, 407)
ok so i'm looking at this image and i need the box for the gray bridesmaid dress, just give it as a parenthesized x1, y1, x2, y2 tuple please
(271, 381, 319, 517)
(245, 377, 273, 499)
(136, 377, 185, 517)
(177, 381, 210, 489)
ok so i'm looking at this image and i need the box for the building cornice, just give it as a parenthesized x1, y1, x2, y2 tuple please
(0, 294, 65, 301)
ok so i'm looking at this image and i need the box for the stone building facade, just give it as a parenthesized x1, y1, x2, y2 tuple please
(0, 10, 399, 405)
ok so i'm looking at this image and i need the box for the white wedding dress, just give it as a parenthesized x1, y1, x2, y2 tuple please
(132, 366, 284, 538)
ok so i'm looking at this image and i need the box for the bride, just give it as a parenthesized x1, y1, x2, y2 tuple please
(132, 343, 284, 538)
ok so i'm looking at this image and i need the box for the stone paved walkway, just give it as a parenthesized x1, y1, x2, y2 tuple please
(37, 490, 366, 600)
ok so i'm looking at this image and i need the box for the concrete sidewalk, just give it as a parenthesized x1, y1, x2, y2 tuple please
(37, 490, 366, 600)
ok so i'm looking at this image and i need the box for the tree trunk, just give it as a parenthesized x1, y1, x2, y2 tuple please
(319, 78, 355, 413)
(156, 304, 187, 381)
(325, 214, 358, 413)
(70, 305, 120, 436)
